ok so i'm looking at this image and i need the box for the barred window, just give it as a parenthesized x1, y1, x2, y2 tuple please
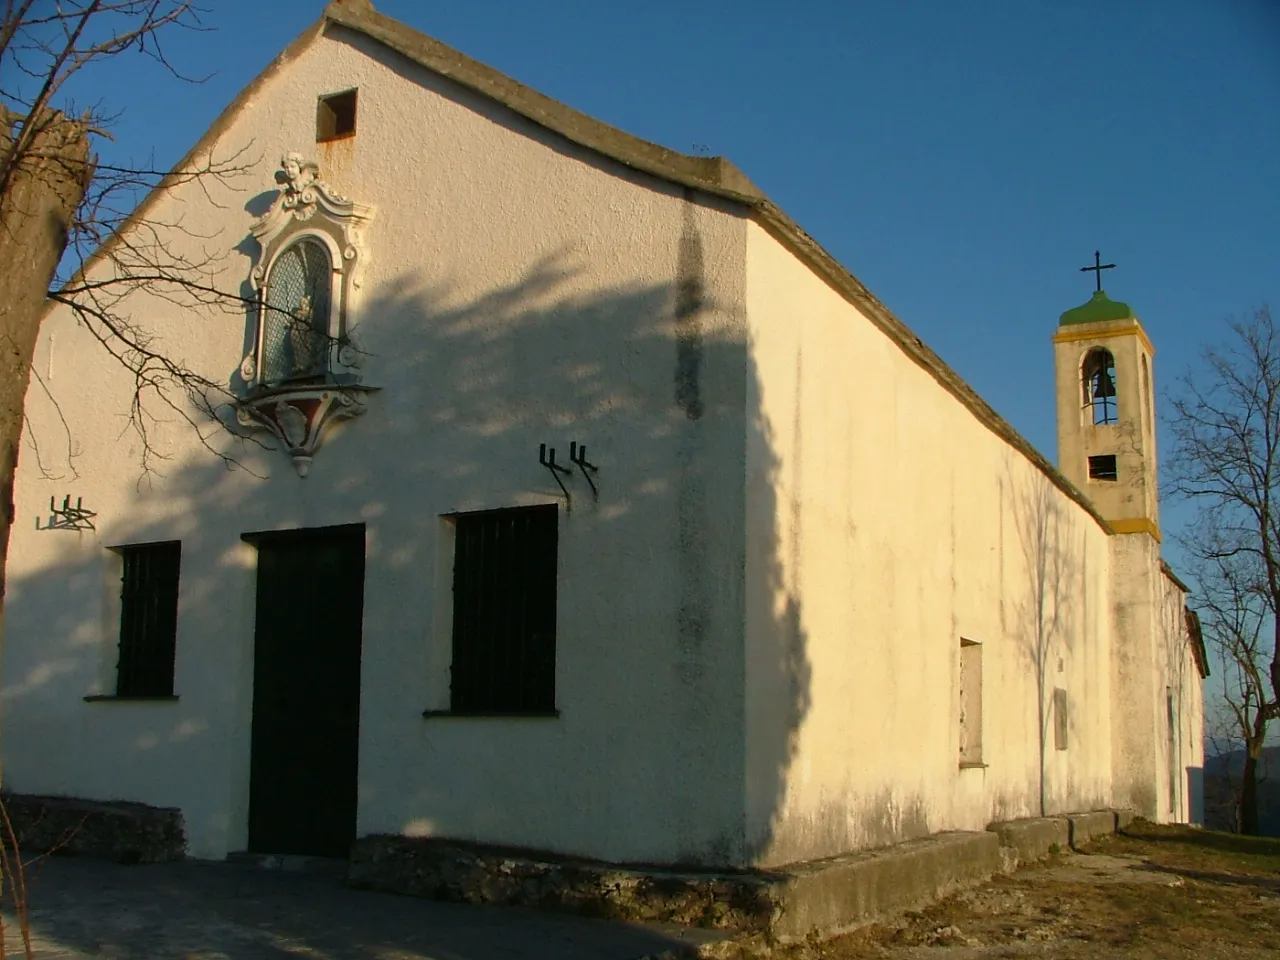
(261, 239, 331, 384)
(116, 542, 182, 697)
(449, 505, 558, 714)
(1088, 454, 1119, 481)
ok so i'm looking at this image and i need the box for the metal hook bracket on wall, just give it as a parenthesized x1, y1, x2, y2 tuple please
(539, 443, 573, 506)
(568, 442, 599, 498)
(46, 494, 97, 532)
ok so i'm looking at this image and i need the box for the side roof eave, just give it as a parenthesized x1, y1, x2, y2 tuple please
(56, 0, 1113, 536)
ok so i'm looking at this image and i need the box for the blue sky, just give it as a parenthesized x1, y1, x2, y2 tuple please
(57, 0, 1280, 543)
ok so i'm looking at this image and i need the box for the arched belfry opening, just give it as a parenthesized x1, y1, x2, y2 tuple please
(1054, 250, 1161, 537)
(1082, 348, 1118, 425)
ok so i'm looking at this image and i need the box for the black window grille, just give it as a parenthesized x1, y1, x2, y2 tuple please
(450, 505, 557, 714)
(1087, 454, 1118, 481)
(116, 541, 182, 697)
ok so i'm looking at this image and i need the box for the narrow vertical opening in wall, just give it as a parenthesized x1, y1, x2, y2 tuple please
(959, 638, 984, 766)
(1166, 687, 1178, 815)
(1141, 354, 1152, 438)
(1053, 687, 1069, 750)
(1082, 348, 1118, 425)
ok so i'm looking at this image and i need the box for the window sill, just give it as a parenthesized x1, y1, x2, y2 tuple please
(421, 709, 559, 719)
(84, 695, 179, 703)
(316, 132, 356, 145)
(958, 761, 988, 770)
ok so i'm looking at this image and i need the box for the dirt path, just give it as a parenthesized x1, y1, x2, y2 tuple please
(780, 823, 1280, 959)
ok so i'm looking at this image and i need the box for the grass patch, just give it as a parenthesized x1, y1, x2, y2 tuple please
(1109, 820, 1280, 879)
(800, 823, 1280, 958)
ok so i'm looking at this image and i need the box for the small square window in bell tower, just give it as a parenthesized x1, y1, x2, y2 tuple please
(317, 89, 357, 142)
(1088, 454, 1118, 481)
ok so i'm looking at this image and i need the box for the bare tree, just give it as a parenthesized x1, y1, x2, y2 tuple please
(1168, 304, 1280, 835)
(1192, 539, 1271, 832)
(0, 7, 265, 954)
(1, 2, 259, 671)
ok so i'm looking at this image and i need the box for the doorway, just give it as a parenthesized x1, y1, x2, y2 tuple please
(244, 524, 365, 857)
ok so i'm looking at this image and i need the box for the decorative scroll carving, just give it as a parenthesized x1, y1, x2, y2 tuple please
(250, 152, 373, 256)
(236, 386, 376, 477)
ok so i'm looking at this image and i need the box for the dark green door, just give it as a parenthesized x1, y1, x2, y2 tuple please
(246, 524, 365, 857)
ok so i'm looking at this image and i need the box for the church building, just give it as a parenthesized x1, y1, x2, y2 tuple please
(4, 0, 1205, 866)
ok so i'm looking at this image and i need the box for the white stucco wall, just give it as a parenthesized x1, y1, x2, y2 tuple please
(1154, 559, 1206, 824)
(743, 223, 1121, 866)
(7, 25, 751, 864)
(6, 18, 1205, 871)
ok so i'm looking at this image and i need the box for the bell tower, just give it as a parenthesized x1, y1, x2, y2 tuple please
(1053, 252, 1160, 539)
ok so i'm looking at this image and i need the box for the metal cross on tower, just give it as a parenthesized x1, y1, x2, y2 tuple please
(1079, 250, 1116, 292)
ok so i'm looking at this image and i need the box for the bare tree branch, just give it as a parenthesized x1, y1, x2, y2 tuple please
(1171, 303, 1280, 834)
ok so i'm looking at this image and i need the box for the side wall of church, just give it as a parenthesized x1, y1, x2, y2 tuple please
(1157, 564, 1206, 825)
(5, 27, 752, 864)
(1109, 535, 1205, 824)
(743, 222, 1121, 867)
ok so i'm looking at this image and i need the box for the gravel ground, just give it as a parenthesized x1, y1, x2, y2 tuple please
(4, 822, 1275, 959)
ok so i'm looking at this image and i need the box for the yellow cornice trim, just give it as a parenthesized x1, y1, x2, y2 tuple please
(1053, 320, 1155, 359)
(1108, 517, 1162, 542)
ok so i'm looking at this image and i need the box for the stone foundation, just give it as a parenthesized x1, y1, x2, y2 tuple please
(349, 810, 1128, 943)
(1, 793, 186, 864)
(769, 831, 1004, 940)
(987, 816, 1070, 866)
(1068, 810, 1122, 850)
(348, 837, 781, 932)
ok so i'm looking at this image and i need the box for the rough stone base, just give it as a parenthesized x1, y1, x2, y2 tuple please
(349, 810, 1127, 943)
(348, 837, 781, 932)
(1, 793, 186, 864)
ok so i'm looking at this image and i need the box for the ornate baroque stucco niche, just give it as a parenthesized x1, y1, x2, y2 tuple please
(235, 153, 377, 476)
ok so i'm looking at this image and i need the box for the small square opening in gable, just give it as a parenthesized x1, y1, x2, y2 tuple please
(317, 89, 357, 142)
(1087, 454, 1118, 481)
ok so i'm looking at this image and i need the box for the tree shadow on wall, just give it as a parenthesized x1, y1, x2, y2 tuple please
(1006, 458, 1090, 819)
(6, 237, 813, 954)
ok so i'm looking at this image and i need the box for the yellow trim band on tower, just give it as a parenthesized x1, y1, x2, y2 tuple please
(1052, 321, 1155, 359)
(1108, 517, 1161, 542)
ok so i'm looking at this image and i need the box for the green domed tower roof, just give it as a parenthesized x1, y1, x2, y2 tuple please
(1059, 290, 1136, 327)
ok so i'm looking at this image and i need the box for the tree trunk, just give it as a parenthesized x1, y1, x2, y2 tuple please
(1240, 708, 1269, 835)
(1241, 748, 1260, 835)
(0, 109, 93, 763)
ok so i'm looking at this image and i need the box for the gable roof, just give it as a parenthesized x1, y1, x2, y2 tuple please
(81, 0, 1116, 536)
